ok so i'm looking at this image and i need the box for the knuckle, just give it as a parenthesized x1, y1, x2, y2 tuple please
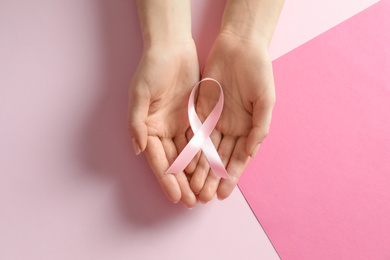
(262, 93, 276, 108)
(129, 85, 149, 102)
(234, 149, 249, 162)
(254, 126, 270, 142)
(196, 161, 209, 174)
(269, 95, 276, 106)
(199, 190, 214, 203)
(262, 128, 270, 139)
(190, 181, 202, 194)
(219, 151, 230, 164)
(184, 195, 198, 208)
(126, 121, 138, 134)
(126, 123, 132, 133)
(185, 163, 196, 174)
(132, 86, 144, 97)
(149, 150, 166, 162)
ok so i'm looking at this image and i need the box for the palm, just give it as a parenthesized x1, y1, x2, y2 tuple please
(143, 65, 194, 140)
(199, 33, 274, 134)
(193, 33, 276, 201)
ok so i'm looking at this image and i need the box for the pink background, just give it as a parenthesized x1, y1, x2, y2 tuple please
(0, 0, 380, 259)
(239, 1, 390, 258)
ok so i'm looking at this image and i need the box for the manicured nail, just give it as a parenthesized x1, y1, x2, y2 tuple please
(132, 138, 141, 155)
(251, 143, 260, 158)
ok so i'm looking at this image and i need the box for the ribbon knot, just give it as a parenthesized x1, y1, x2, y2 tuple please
(165, 78, 230, 180)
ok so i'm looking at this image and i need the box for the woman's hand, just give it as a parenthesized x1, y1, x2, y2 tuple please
(128, 0, 199, 208)
(193, 32, 276, 203)
(128, 41, 199, 208)
(190, 0, 284, 203)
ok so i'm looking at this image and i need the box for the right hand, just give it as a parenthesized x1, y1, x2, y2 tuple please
(127, 40, 200, 208)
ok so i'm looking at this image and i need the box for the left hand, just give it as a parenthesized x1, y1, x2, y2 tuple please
(192, 31, 276, 203)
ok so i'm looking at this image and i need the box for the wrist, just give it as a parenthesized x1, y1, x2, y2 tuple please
(142, 38, 196, 57)
(219, 28, 269, 49)
(211, 31, 271, 65)
(137, 0, 192, 49)
(220, 0, 284, 47)
(143, 33, 194, 51)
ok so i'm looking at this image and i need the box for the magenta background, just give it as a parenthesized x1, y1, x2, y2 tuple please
(0, 0, 380, 259)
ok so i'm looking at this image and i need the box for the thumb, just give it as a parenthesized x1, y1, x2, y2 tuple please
(127, 82, 150, 155)
(246, 99, 274, 158)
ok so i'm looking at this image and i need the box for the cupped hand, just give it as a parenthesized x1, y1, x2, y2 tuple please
(192, 32, 276, 202)
(127, 41, 200, 208)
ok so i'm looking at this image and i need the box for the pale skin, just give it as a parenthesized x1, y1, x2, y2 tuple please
(128, 0, 284, 207)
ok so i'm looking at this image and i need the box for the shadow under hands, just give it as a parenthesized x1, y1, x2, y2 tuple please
(78, 0, 188, 227)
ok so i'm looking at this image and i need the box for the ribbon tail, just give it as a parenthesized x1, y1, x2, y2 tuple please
(202, 138, 231, 180)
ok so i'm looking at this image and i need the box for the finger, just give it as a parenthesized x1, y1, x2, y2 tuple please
(217, 135, 238, 167)
(199, 135, 236, 203)
(190, 153, 209, 194)
(190, 130, 221, 194)
(127, 81, 150, 154)
(246, 102, 273, 158)
(162, 138, 196, 208)
(184, 128, 200, 174)
(173, 134, 187, 155)
(144, 136, 181, 203)
(217, 136, 250, 200)
(176, 172, 197, 208)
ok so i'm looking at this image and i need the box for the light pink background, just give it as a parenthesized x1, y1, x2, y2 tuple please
(0, 0, 379, 259)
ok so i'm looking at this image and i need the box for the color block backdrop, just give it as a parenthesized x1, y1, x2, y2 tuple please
(0, 0, 382, 259)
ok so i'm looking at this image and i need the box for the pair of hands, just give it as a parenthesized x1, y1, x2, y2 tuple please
(128, 31, 275, 208)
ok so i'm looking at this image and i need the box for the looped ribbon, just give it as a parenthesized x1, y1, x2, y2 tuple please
(165, 78, 230, 180)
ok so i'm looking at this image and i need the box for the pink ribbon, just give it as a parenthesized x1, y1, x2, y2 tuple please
(165, 78, 230, 180)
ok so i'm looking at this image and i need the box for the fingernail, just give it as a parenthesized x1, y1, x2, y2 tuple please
(251, 143, 260, 158)
(132, 137, 141, 155)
